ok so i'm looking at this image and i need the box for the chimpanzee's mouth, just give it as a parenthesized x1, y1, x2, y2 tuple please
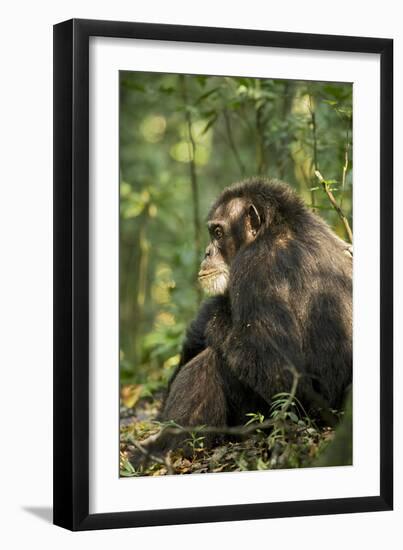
(198, 269, 222, 280)
(198, 268, 229, 295)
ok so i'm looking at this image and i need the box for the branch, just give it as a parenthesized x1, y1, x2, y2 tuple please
(133, 365, 301, 452)
(255, 79, 267, 174)
(256, 103, 267, 174)
(315, 170, 353, 243)
(135, 417, 277, 446)
(340, 130, 350, 210)
(179, 75, 202, 295)
(130, 438, 174, 475)
(308, 94, 318, 210)
(223, 108, 246, 177)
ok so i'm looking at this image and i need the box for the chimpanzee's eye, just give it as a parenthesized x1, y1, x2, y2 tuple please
(214, 226, 223, 240)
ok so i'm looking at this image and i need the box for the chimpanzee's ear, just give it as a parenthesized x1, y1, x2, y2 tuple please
(248, 204, 261, 235)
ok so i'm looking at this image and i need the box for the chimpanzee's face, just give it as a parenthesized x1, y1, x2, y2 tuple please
(198, 198, 262, 295)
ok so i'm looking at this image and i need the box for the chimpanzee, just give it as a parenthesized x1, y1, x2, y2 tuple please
(144, 178, 352, 455)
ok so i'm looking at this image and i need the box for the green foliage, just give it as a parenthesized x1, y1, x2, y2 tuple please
(119, 389, 336, 476)
(184, 430, 206, 458)
(120, 72, 352, 384)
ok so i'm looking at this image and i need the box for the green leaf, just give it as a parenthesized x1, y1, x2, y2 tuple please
(288, 412, 299, 423)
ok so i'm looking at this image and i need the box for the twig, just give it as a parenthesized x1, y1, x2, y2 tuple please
(315, 170, 353, 243)
(280, 366, 301, 414)
(254, 79, 268, 175)
(134, 365, 301, 449)
(256, 104, 267, 174)
(223, 108, 246, 177)
(137, 418, 278, 445)
(309, 95, 319, 171)
(308, 94, 318, 210)
(340, 130, 350, 210)
(130, 438, 174, 475)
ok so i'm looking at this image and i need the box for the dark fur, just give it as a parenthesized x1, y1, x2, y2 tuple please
(144, 179, 352, 456)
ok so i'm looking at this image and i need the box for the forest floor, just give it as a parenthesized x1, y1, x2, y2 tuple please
(119, 385, 338, 477)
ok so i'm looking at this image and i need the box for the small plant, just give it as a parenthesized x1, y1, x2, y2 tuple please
(184, 429, 206, 458)
(119, 381, 338, 476)
(244, 411, 265, 426)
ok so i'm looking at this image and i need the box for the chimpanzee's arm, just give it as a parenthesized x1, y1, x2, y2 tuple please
(167, 295, 230, 390)
(180, 295, 229, 365)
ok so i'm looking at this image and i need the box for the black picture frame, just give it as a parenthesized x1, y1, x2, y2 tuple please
(53, 18, 393, 531)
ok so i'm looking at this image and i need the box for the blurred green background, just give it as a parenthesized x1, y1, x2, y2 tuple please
(119, 72, 352, 390)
